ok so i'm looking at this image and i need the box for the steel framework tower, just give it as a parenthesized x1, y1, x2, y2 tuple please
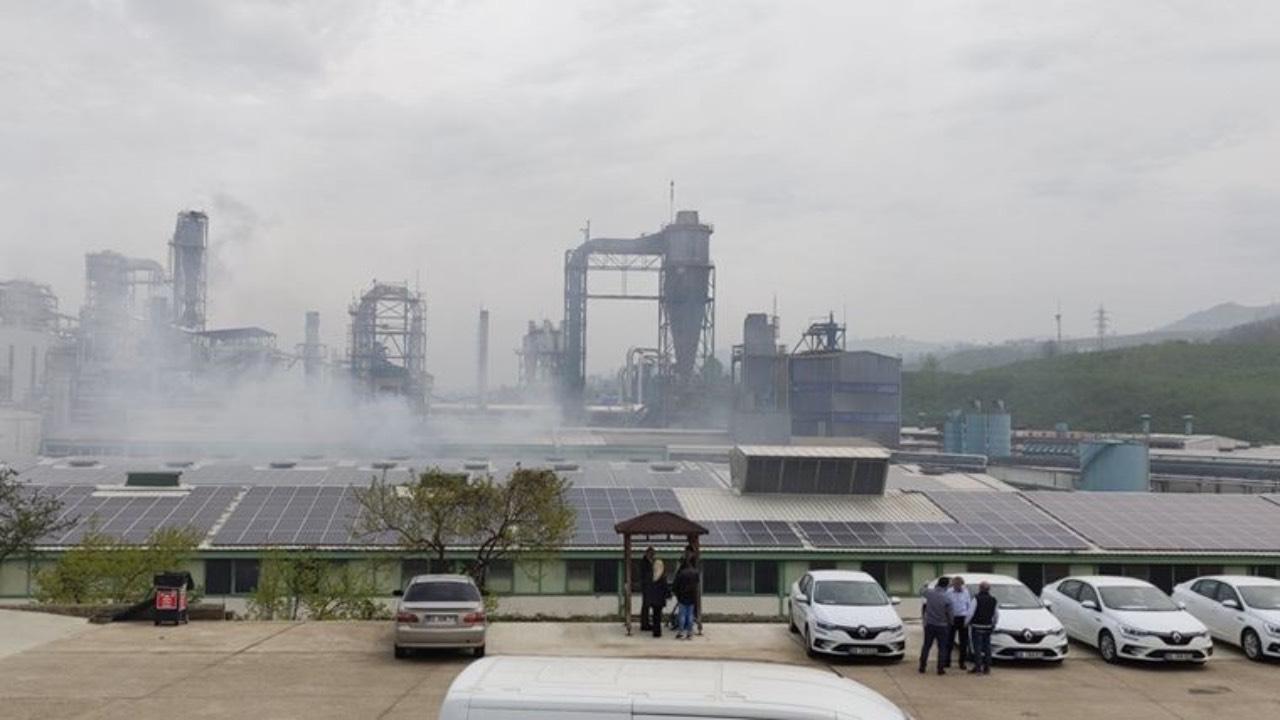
(561, 210, 715, 422)
(170, 211, 208, 332)
(348, 282, 429, 413)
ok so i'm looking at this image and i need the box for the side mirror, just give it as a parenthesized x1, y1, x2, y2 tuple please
(795, 594, 809, 605)
(1081, 599, 1099, 611)
(890, 596, 901, 606)
(392, 589, 404, 597)
(1222, 599, 1239, 610)
(1042, 599, 1053, 610)
(1177, 600, 1188, 610)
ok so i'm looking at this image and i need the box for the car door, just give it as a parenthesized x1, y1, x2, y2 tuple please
(792, 574, 812, 629)
(1213, 581, 1248, 643)
(1184, 580, 1219, 633)
(1051, 580, 1081, 638)
(1075, 582, 1105, 645)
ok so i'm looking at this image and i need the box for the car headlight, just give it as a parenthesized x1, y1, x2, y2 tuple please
(1266, 623, 1280, 637)
(1049, 627, 1066, 636)
(815, 621, 840, 632)
(887, 624, 904, 634)
(1120, 625, 1155, 638)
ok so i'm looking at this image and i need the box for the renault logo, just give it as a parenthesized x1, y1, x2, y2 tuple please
(1023, 629, 1033, 642)
(1172, 631, 1183, 643)
(857, 626, 869, 638)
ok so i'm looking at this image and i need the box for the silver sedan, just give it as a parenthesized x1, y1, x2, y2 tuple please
(393, 574, 487, 659)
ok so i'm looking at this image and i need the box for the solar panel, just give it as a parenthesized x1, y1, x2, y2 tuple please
(701, 521, 803, 547)
(1026, 492, 1280, 551)
(212, 486, 388, 546)
(36, 485, 240, 545)
(566, 488, 682, 546)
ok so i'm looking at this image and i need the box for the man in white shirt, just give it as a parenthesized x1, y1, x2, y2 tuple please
(944, 575, 973, 670)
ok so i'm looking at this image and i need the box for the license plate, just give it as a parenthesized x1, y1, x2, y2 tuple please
(850, 647, 878, 656)
(424, 615, 454, 625)
(1166, 652, 1193, 661)
(1015, 651, 1042, 659)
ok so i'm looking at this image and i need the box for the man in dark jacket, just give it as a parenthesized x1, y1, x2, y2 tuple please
(966, 581, 1000, 674)
(672, 560, 700, 640)
(643, 557, 669, 638)
(638, 547, 656, 631)
(919, 577, 955, 675)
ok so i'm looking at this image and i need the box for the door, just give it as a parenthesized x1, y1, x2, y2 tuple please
(1052, 580, 1082, 638)
(1213, 581, 1247, 642)
(792, 574, 812, 630)
(1075, 582, 1104, 645)
(1187, 580, 1221, 637)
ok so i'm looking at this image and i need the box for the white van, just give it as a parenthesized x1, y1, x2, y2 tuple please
(439, 656, 910, 720)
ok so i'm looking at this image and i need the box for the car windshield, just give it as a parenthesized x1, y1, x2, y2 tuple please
(1239, 585, 1280, 610)
(971, 583, 1041, 609)
(1099, 586, 1178, 611)
(813, 580, 888, 606)
(404, 582, 480, 603)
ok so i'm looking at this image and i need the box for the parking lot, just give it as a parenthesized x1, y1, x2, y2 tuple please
(1, 615, 1277, 720)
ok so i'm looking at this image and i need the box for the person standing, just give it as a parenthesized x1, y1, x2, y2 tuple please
(643, 558, 669, 638)
(638, 547, 656, 632)
(967, 581, 1000, 675)
(919, 577, 955, 675)
(672, 560, 700, 640)
(945, 576, 973, 670)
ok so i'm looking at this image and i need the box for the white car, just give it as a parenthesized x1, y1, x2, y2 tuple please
(789, 570, 905, 659)
(923, 574, 1068, 662)
(1173, 575, 1280, 661)
(439, 656, 911, 720)
(1042, 576, 1212, 664)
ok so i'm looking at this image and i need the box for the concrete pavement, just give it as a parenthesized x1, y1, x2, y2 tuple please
(0, 619, 1276, 719)
(0, 608, 88, 659)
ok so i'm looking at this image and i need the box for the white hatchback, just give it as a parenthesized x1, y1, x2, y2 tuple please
(1173, 575, 1280, 661)
(925, 574, 1068, 662)
(1042, 576, 1212, 664)
(789, 570, 905, 659)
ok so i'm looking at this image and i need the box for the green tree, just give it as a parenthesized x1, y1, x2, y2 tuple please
(35, 526, 202, 605)
(353, 467, 575, 590)
(1, 467, 74, 566)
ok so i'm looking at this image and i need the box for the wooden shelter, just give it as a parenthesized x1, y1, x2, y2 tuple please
(614, 511, 709, 636)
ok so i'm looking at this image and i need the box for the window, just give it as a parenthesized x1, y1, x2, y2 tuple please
(1043, 564, 1069, 584)
(206, 560, 232, 595)
(861, 561, 886, 588)
(486, 560, 514, 594)
(233, 559, 260, 594)
(1252, 565, 1279, 579)
(593, 560, 619, 594)
(566, 560, 593, 593)
(1078, 583, 1100, 607)
(885, 562, 912, 594)
(1057, 579, 1081, 601)
(701, 560, 778, 595)
(967, 562, 994, 574)
(1098, 563, 1121, 576)
(404, 581, 480, 602)
(809, 560, 837, 571)
(1191, 580, 1218, 599)
(1215, 582, 1240, 605)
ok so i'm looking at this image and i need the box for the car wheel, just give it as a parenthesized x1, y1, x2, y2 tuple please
(1098, 631, 1118, 664)
(394, 645, 409, 659)
(805, 628, 819, 659)
(1242, 629, 1263, 662)
(788, 613, 799, 634)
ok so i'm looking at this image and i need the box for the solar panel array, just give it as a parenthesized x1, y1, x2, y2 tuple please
(38, 485, 240, 545)
(925, 491, 1089, 550)
(701, 521, 803, 547)
(1026, 492, 1280, 551)
(568, 487, 682, 546)
(212, 486, 385, 546)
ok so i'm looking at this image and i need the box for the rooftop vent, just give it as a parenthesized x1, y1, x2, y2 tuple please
(628, 457, 650, 464)
(372, 461, 398, 470)
(546, 456, 566, 463)
(463, 461, 490, 471)
(126, 471, 182, 488)
(269, 461, 297, 470)
(552, 462, 581, 472)
(389, 455, 411, 461)
(649, 462, 679, 473)
(67, 459, 100, 468)
(164, 461, 195, 469)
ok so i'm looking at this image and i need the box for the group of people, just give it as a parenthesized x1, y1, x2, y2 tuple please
(638, 546, 701, 640)
(919, 576, 1000, 675)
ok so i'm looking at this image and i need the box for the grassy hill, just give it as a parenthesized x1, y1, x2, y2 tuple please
(903, 341, 1280, 443)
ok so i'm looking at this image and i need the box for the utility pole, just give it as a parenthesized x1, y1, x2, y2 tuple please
(1055, 301, 1063, 347)
(1095, 304, 1109, 351)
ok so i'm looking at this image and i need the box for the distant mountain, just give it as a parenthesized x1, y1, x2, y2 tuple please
(1160, 302, 1280, 333)
(1215, 316, 1280, 345)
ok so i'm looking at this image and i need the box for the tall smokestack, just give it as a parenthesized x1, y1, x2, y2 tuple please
(477, 308, 489, 410)
(303, 311, 321, 383)
(170, 210, 208, 332)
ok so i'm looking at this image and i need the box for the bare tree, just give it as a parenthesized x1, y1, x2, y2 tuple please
(0, 466, 74, 566)
(352, 467, 575, 588)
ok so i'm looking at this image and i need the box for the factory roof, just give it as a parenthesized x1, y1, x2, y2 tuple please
(732, 445, 891, 460)
(14, 455, 1280, 556)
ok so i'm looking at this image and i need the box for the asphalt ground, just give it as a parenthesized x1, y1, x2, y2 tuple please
(1, 616, 1276, 719)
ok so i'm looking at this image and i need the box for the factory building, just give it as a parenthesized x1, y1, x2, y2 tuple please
(4, 447, 1278, 618)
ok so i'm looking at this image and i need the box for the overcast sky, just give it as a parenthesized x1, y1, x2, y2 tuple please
(3, 1, 1279, 391)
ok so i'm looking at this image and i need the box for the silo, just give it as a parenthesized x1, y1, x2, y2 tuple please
(1078, 440, 1150, 491)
